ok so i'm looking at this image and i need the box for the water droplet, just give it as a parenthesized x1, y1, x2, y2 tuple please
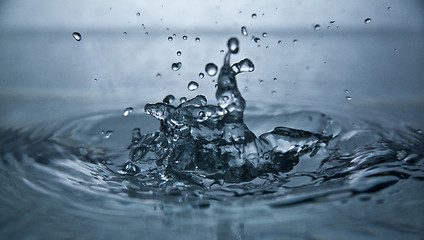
(205, 63, 218, 76)
(72, 32, 81, 41)
(102, 130, 114, 139)
(183, 35, 188, 40)
(346, 96, 352, 101)
(314, 24, 320, 30)
(168, 36, 173, 41)
(231, 58, 255, 74)
(199, 73, 204, 79)
(94, 78, 98, 82)
(136, 12, 141, 16)
(262, 32, 267, 37)
(123, 32, 127, 36)
(179, 97, 187, 103)
(387, 6, 392, 10)
(271, 90, 277, 95)
(393, 49, 398, 52)
(278, 40, 282, 45)
(251, 13, 257, 19)
(123, 107, 134, 117)
(330, 20, 335, 24)
(198, 111, 205, 118)
(220, 50, 224, 54)
(163, 95, 175, 104)
(172, 62, 182, 71)
(177, 51, 182, 56)
(364, 18, 371, 24)
(195, 37, 200, 42)
(345, 89, 349, 94)
(259, 79, 264, 84)
(417, 129, 422, 134)
(156, 73, 161, 79)
(273, 77, 277, 82)
(188, 81, 199, 91)
(241, 26, 248, 36)
(227, 37, 239, 54)
(293, 39, 298, 44)
(253, 37, 261, 43)
(145, 32, 149, 36)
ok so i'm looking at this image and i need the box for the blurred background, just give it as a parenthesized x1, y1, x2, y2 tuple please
(0, 0, 423, 129)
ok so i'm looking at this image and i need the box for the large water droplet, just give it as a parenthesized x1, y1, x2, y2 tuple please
(364, 18, 371, 24)
(172, 62, 182, 71)
(72, 32, 81, 41)
(241, 26, 248, 36)
(231, 58, 255, 74)
(163, 95, 175, 104)
(205, 63, 218, 76)
(227, 37, 239, 54)
(122, 107, 134, 117)
(188, 81, 199, 91)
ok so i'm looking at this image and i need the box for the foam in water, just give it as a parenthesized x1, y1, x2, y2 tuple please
(123, 37, 336, 183)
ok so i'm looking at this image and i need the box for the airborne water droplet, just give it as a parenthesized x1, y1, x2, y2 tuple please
(102, 130, 114, 139)
(241, 26, 248, 36)
(123, 107, 134, 117)
(251, 13, 257, 19)
(293, 39, 298, 44)
(262, 32, 267, 37)
(314, 24, 320, 30)
(172, 62, 182, 71)
(177, 51, 182, 56)
(227, 37, 239, 54)
(163, 95, 175, 104)
(199, 73, 204, 79)
(72, 32, 81, 41)
(168, 36, 173, 41)
(136, 12, 141, 16)
(364, 18, 372, 24)
(346, 96, 352, 101)
(253, 37, 260, 43)
(231, 58, 255, 74)
(183, 35, 188, 40)
(273, 77, 277, 82)
(278, 40, 282, 45)
(195, 37, 200, 42)
(123, 32, 127, 36)
(188, 81, 199, 91)
(179, 97, 187, 103)
(205, 63, 218, 76)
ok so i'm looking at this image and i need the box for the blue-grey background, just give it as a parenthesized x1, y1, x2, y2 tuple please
(0, 0, 423, 129)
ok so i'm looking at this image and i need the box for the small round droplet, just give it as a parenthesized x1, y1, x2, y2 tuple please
(163, 95, 175, 104)
(168, 36, 173, 41)
(278, 40, 282, 45)
(293, 39, 298, 44)
(273, 77, 277, 82)
(346, 96, 352, 101)
(188, 81, 199, 91)
(122, 107, 133, 117)
(271, 90, 277, 95)
(364, 18, 371, 24)
(345, 89, 349, 94)
(94, 78, 98, 82)
(183, 35, 188, 40)
(72, 32, 81, 41)
(195, 37, 200, 42)
(176, 51, 182, 56)
(136, 12, 141, 16)
(123, 32, 127, 36)
(251, 13, 257, 19)
(241, 26, 248, 36)
(262, 32, 267, 37)
(145, 32, 149, 36)
(219, 50, 224, 54)
(314, 24, 320, 30)
(180, 97, 187, 103)
(259, 79, 264, 84)
(227, 37, 239, 53)
(253, 37, 260, 43)
(205, 63, 218, 76)
(199, 73, 204, 79)
(387, 7, 391, 10)
(172, 62, 182, 71)
(156, 73, 161, 79)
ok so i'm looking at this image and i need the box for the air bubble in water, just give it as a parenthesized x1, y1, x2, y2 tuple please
(231, 58, 255, 74)
(163, 95, 175, 104)
(195, 37, 200, 42)
(364, 18, 371, 24)
(262, 32, 267, 37)
(314, 24, 320, 30)
(199, 73, 204, 79)
(252, 13, 257, 19)
(172, 62, 182, 71)
(188, 81, 199, 91)
(177, 51, 182, 56)
(122, 107, 133, 117)
(183, 35, 188, 40)
(205, 63, 218, 76)
(72, 32, 81, 41)
(168, 36, 173, 41)
(227, 37, 239, 54)
(241, 26, 248, 36)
